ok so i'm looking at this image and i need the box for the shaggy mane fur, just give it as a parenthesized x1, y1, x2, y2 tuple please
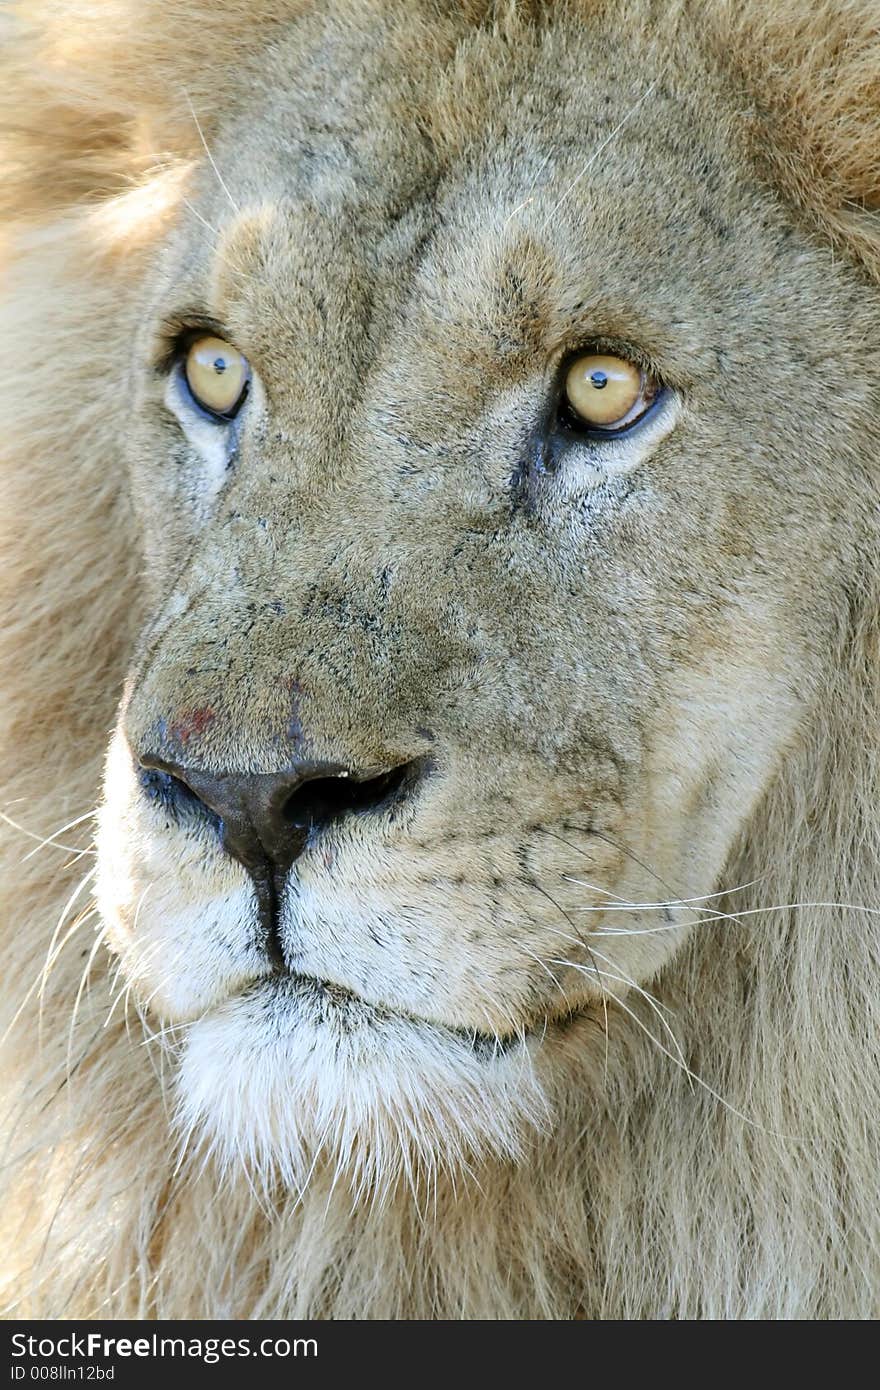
(2, 0, 880, 1318)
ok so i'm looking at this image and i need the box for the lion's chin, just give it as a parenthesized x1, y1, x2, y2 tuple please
(174, 975, 553, 1200)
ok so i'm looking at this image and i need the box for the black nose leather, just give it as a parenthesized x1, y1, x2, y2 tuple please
(141, 757, 415, 876)
(137, 754, 419, 965)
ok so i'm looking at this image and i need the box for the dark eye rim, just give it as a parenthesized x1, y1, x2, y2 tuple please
(179, 362, 251, 423)
(554, 349, 664, 439)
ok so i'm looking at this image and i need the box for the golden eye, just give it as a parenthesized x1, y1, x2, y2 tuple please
(184, 335, 249, 417)
(563, 352, 658, 432)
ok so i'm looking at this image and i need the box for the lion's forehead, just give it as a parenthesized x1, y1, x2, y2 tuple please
(185, 6, 765, 408)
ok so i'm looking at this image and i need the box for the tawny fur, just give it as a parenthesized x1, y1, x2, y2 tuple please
(2, 0, 880, 1319)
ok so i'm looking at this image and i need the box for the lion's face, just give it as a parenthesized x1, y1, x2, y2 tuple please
(95, 4, 878, 1183)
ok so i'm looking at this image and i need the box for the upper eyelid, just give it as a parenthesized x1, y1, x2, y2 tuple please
(156, 325, 662, 381)
(151, 315, 240, 373)
(551, 336, 667, 382)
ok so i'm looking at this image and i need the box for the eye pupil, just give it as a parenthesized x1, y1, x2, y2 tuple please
(589, 370, 608, 389)
(213, 358, 227, 374)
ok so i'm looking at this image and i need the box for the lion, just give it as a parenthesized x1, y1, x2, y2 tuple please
(1, 0, 879, 1320)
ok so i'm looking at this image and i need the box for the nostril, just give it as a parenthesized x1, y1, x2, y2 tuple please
(137, 763, 223, 833)
(136, 751, 428, 868)
(280, 760, 420, 833)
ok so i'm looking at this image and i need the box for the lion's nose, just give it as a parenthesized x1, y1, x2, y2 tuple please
(137, 753, 419, 886)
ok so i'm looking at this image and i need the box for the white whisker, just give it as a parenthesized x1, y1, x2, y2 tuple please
(184, 92, 240, 213)
(562, 874, 768, 911)
(594, 899, 880, 936)
(0, 808, 96, 859)
(540, 79, 659, 229)
(66, 923, 110, 1084)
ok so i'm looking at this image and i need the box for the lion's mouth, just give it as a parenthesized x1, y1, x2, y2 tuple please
(241, 968, 586, 1056)
(176, 965, 560, 1186)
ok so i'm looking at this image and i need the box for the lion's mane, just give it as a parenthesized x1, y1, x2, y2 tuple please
(2, 0, 880, 1318)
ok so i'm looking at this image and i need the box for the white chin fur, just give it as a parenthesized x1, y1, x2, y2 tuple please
(175, 976, 551, 1202)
